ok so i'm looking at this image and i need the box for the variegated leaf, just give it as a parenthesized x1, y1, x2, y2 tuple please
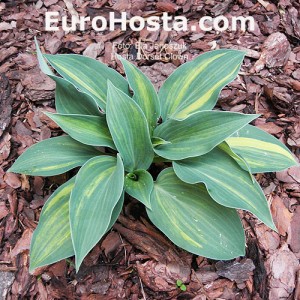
(226, 125, 297, 173)
(173, 147, 276, 230)
(154, 111, 258, 160)
(125, 170, 153, 209)
(218, 141, 253, 181)
(30, 178, 124, 273)
(118, 56, 160, 132)
(44, 54, 129, 111)
(8, 136, 101, 176)
(106, 82, 154, 172)
(147, 168, 245, 260)
(159, 50, 245, 120)
(106, 191, 124, 232)
(45, 113, 115, 149)
(35, 38, 100, 116)
(54, 78, 101, 116)
(30, 177, 76, 272)
(70, 155, 124, 271)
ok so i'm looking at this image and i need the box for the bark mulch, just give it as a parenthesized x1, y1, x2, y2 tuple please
(0, 0, 300, 299)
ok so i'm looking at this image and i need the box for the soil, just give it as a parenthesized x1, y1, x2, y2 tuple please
(0, 0, 300, 299)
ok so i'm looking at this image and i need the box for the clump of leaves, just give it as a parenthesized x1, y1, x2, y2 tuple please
(176, 280, 187, 292)
(9, 39, 297, 273)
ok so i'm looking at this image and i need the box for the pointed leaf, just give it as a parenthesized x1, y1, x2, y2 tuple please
(107, 191, 124, 231)
(159, 50, 245, 120)
(154, 111, 258, 160)
(44, 54, 129, 111)
(34, 37, 54, 76)
(30, 178, 124, 273)
(119, 56, 160, 132)
(173, 147, 276, 230)
(8, 136, 101, 176)
(218, 141, 253, 182)
(54, 77, 101, 115)
(125, 170, 153, 209)
(45, 113, 115, 149)
(147, 168, 245, 260)
(106, 82, 154, 172)
(226, 125, 297, 173)
(35, 38, 100, 115)
(30, 177, 76, 272)
(70, 155, 124, 270)
(152, 137, 171, 147)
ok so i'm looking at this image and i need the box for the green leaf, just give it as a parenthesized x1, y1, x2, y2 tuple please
(8, 136, 101, 176)
(173, 147, 276, 231)
(226, 125, 298, 173)
(30, 177, 124, 273)
(176, 280, 183, 287)
(152, 137, 171, 147)
(35, 38, 100, 116)
(218, 141, 253, 182)
(107, 191, 124, 231)
(70, 155, 124, 271)
(35, 37, 54, 76)
(30, 176, 76, 273)
(125, 170, 153, 209)
(44, 113, 115, 149)
(180, 285, 187, 292)
(147, 168, 245, 260)
(54, 77, 101, 116)
(106, 82, 154, 172)
(159, 49, 245, 120)
(154, 111, 258, 160)
(44, 54, 129, 111)
(118, 56, 160, 132)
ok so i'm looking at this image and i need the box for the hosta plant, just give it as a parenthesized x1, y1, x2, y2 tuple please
(9, 39, 297, 273)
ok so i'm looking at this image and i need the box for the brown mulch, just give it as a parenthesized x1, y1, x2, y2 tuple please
(0, 0, 300, 299)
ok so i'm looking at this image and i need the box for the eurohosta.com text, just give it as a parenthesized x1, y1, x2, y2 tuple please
(45, 12, 255, 33)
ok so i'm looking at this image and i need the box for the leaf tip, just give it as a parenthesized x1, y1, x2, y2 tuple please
(28, 255, 42, 275)
(247, 113, 260, 121)
(74, 254, 84, 273)
(269, 221, 278, 233)
(34, 36, 38, 47)
(43, 111, 51, 117)
(28, 265, 35, 275)
(6, 166, 20, 175)
(42, 111, 56, 124)
(28, 258, 40, 275)
(226, 48, 246, 60)
(106, 80, 116, 93)
(236, 49, 247, 57)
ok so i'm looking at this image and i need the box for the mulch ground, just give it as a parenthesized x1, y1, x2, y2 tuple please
(0, 0, 300, 299)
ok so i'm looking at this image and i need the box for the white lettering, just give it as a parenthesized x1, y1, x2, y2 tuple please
(45, 11, 59, 31)
(147, 16, 160, 31)
(231, 16, 255, 32)
(199, 16, 213, 31)
(129, 16, 145, 31)
(161, 12, 173, 31)
(44, 12, 255, 33)
(213, 16, 229, 32)
(173, 16, 187, 31)
(92, 16, 107, 31)
(79, 16, 91, 31)
(109, 12, 127, 31)
(62, 15, 77, 31)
